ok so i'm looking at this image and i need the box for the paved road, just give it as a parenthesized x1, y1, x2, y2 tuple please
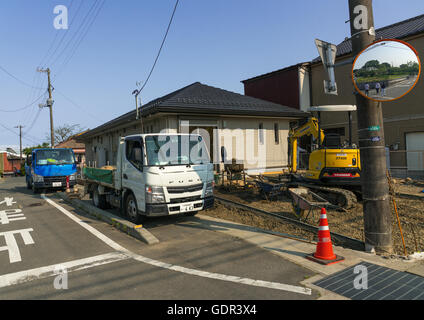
(0, 177, 317, 300)
(361, 76, 418, 100)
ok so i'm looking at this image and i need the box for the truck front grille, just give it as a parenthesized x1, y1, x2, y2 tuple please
(167, 184, 203, 194)
(170, 196, 202, 204)
(44, 176, 67, 184)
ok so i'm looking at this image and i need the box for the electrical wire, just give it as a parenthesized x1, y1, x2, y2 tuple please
(39, 0, 79, 68)
(54, 0, 106, 78)
(55, 89, 104, 123)
(50, 0, 101, 70)
(0, 122, 41, 145)
(23, 107, 43, 137)
(0, 91, 47, 113)
(138, 0, 179, 94)
(0, 65, 45, 90)
(43, 0, 85, 70)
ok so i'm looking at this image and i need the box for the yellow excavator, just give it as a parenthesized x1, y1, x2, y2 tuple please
(288, 105, 361, 208)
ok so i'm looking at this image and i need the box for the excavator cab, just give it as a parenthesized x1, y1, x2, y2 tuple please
(289, 105, 361, 187)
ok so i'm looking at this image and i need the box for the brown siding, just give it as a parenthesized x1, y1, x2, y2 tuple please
(243, 67, 300, 109)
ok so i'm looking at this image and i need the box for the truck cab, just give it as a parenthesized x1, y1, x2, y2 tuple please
(85, 133, 214, 223)
(25, 148, 77, 193)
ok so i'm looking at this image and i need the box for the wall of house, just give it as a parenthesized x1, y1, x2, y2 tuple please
(83, 115, 292, 172)
(311, 35, 424, 173)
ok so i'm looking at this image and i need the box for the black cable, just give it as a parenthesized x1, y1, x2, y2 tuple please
(0, 91, 47, 113)
(54, 0, 106, 78)
(138, 0, 179, 94)
(50, 0, 100, 69)
(0, 65, 45, 90)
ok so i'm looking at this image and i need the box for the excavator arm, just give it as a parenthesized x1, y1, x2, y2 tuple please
(289, 117, 325, 173)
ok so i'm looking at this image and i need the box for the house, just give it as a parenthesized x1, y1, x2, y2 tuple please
(55, 132, 87, 170)
(242, 14, 424, 178)
(77, 82, 308, 173)
(0, 148, 25, 175)
(242, 62, 312, 112)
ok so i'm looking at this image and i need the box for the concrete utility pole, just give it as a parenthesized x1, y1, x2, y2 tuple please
(132, 87, 144, 133)
(37, 68, 55, 148)
(348, 0, 392, 254)
(14, 125, 24, 163)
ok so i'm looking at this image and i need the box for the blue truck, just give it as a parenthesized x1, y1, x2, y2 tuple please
(25, 148, 77, 193)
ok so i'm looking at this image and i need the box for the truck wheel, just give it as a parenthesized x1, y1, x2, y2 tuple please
(32, 181, 40, 194)
(125, 193, 143, 224)
(92, 189, 107, 209)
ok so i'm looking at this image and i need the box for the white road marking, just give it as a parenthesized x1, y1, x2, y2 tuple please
(0, 209, 26, 225)
(41, 194, 312, 295)
(0, 252, 129, 288)
(0, 197, 17, 207)
(0, 228, 35, 263)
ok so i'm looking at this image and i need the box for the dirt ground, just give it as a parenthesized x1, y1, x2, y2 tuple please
(203, 180, 424, 256)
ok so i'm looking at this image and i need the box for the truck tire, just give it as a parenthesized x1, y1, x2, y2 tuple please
(32, 182, 40, 194)
(125, 193, 143, 224)
(92, 188, 107, 209)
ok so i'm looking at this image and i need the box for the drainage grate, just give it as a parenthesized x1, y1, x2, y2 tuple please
(314, 262, 424, 300)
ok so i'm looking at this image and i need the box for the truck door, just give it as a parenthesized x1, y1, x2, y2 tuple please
(122, 137, 146, 212)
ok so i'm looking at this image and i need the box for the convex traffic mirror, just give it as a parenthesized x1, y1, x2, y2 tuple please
(352, 39, 421, 102)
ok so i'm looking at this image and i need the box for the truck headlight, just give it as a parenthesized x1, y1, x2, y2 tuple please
(33, 173, 44, 183)
(146, 186, 165, 204)
(205, 182, 214, 198)
(69, 173, 77, 181)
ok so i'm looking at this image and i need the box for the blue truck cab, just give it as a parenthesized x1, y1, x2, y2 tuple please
(25, 148, 77, 193)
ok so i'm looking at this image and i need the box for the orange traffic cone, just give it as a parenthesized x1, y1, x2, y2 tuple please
(306, 208, 344, 265)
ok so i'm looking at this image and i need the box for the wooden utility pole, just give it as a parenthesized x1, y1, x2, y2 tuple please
(14, 125, 24, 163)
(38, 68, 55, 148)
(348, 0, 392, 254)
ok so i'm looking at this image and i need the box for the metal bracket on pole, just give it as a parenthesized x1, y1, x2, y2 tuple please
(315, 39, 338, 95)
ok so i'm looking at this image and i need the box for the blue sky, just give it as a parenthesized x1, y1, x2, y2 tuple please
(0, 0, 423, 148)
(355, 41, 420, 69)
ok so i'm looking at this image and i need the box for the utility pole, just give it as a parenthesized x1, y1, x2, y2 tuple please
(132, 82, 144, 133)
(14, 125, 24, 164)
(348, 0, 392, 254)
(37, 68, 55, 148)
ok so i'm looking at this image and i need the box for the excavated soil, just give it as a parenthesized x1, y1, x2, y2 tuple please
(202, 182, 424, 256)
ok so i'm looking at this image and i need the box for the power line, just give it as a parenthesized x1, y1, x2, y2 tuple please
(38, 0, 79, 68)
(0, 65, 45, 90)
(54, 0, 106, 78)
(23, 107, 43, 137)
(0, 91, 47, 113)
(50, 0, 101, 70)
(0, 122, 41, 145)
(138, 0, 179, 94)
(55, 89, 104, 123)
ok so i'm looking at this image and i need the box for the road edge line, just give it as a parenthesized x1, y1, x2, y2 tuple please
(56, 192, 159, 245)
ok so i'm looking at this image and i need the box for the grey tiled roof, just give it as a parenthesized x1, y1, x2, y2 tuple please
(313, 14, 424, 63)
(78, 82, 307, 139)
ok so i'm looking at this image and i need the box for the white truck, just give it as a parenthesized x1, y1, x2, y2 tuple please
(82, 133, 215, 223)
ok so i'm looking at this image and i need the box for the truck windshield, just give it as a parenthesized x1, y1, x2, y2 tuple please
(35, 149, 75, 166)
(145, 135, 210, 166)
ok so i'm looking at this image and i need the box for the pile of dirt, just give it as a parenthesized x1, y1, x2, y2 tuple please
(206, 186, 423, 256)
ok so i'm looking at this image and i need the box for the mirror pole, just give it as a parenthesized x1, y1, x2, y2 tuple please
(349, 0, 392, 254)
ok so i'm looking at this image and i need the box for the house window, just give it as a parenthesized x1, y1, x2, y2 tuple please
(259, 123, 264, 145)
(274, 123, 279, 144)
